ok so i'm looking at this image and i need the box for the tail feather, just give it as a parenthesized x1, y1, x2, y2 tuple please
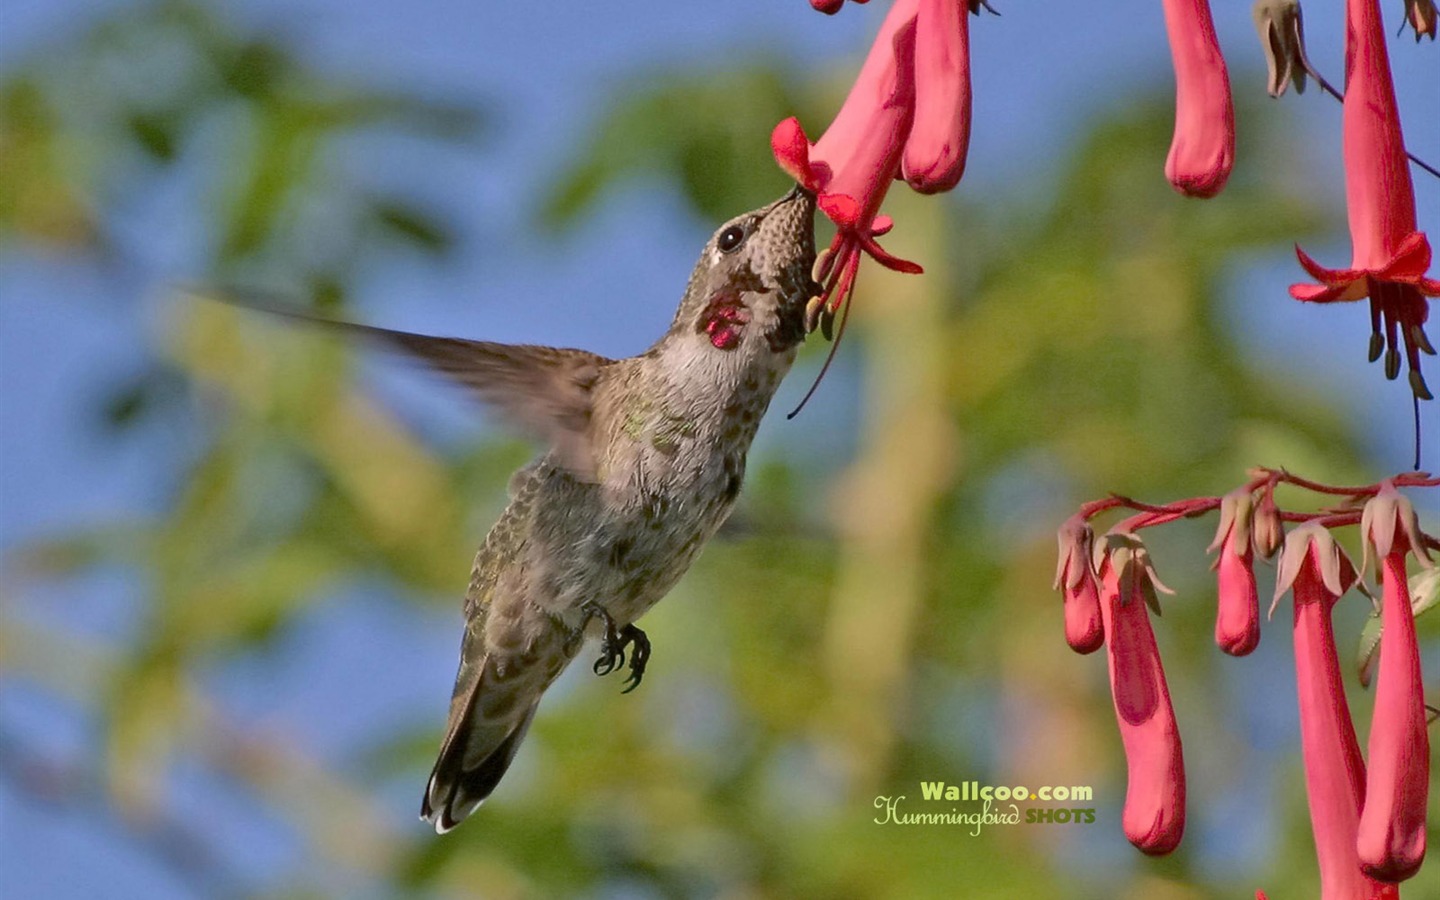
(422, 695, 539, 833)
(421, 606, 575, 832)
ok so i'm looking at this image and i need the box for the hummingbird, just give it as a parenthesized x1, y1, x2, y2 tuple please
(203, 186, 818, 832)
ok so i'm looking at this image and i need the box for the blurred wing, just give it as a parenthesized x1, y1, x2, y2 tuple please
(194, 286, 612, 479)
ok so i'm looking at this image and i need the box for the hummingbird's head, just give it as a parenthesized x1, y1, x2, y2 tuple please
(672, 185, 819, 356)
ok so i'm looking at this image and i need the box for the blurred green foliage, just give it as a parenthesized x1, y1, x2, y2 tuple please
(3, 2, 1438, 899)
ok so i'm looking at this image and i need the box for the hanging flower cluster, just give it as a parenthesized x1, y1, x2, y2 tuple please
(1054, 470, 1437, 894)
(777, 0, 1235, 347)
(783, 0, 1439, 892)
(783, 0, 1435, 434)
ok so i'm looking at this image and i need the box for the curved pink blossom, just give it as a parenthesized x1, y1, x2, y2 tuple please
(1290, 0, 1440, 399)
(1357, 550, 1430, 882)
(1098, 556, 1185, 855)
(902, 0, 971, 193)
(1160, 0, 1235, 198)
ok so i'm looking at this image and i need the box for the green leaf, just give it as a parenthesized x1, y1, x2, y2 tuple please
(1410, 566, 1440, 618)
(1357, 608, 1383, 689)
(371, 199, 453, 255)
(126, 110, 179, 161)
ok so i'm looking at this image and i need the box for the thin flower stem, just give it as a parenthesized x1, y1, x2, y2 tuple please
(1081, 495, 1218, 526)
(1279, 510, 1364, 530)
(1073, 474, 1434, 551)
(1259, 469, 1438, 497)
(1113, 506, 1210, 533)
(1266, 469, 1372, 497)
(1296, 49, 1440, 182)
(1111, 496, 1216, 517)
(1079, 496, 1130, 519)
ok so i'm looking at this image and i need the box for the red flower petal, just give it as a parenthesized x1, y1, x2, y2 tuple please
(818, 192, 863, 229)
(1296, 244, 1364, 287)
(1290, 282, 1355, 305)
(1375, 231, 1433, 284)
(857, 233, 924, 274)
(771, 117, 819, 191)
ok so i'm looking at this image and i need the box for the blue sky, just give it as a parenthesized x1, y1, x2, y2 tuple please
(1, 1, 1437, 897)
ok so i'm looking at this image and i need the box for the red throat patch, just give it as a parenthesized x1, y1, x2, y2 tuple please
(698, 293, 750, 350)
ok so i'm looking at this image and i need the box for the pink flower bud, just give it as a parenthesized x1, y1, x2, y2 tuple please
(1097, 545, 1185, 855)
(1216, 535, 1260, 656)
(1160, 0, 1235, 197)
(1252, 493, 1285, 560)
(1055, 517, 1103, 654)
(1210, 490, 1260, 656)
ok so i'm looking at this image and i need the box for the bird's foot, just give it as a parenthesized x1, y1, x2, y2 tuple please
(617, 625, 650, 694)
(580, 602, 649, 693)
(581, 601, 622, 670)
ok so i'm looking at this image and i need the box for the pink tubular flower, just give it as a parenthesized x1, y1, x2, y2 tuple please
(1209, 490, 1260, 656)
(1054, 516, 1103, 654)
(772, 5, 921, 346)
(1356, 488, 1432, 882)
(902, 0, 971, 193)
(1160, 0, 1235, 197)
(1290, 0, 1440, 400)
(1275, 525, 1397, 900)
(774, 0, 986, 367)
(1096, 534, 1185, 855)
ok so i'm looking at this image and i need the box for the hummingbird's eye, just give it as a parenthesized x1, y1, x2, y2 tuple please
(717, 224, 747, 254)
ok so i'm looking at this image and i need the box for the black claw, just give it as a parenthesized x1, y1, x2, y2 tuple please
(581, 601, 626, 676)
(578, 607, 651, 693)
(619, 625, 651, 694)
